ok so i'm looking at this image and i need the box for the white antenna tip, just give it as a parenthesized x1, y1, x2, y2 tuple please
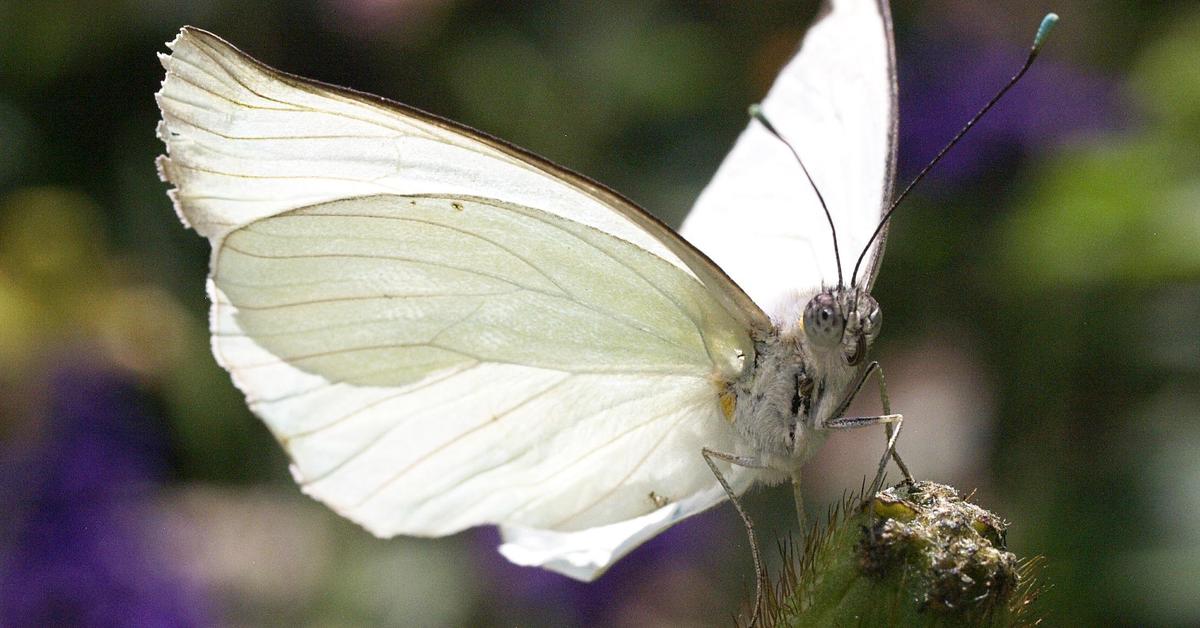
(1034, 13, 1059, 50)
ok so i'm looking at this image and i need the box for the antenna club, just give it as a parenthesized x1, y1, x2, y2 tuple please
(1033, 13, 1059, 50)
(853, 11, 1057, 288)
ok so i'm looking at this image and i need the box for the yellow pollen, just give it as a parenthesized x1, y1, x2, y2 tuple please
(719, 389, 737, 422)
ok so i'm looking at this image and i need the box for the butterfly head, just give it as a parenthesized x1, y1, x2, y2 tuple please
(801, 287, 881, 367)
(732, 287, 884, 462)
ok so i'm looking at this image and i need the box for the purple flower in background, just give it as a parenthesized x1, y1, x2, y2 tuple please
(897, 32, 1125, 189)
(0, 361, 211, 627)
(472, 508, 739, 625)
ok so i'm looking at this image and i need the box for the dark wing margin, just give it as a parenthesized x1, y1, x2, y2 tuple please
(857, 0, 900, 291)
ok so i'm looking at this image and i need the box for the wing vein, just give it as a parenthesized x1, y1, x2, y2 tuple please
(246, 212, 571, 304)
(279, 363, 478, 444)
(472, 197, 715, 366)
(551, 408, 694, 528)
(176, 41, 439, 141)
(500, 394, 688, 522)
(341, 374, 575, 507)
(176, 34, 560, 191)
(221, 289, 517, 312)
(217, 242, 560, 297)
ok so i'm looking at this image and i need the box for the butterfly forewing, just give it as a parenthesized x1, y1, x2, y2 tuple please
(680, 0, 898, 315)
(157, 28, 767, 331)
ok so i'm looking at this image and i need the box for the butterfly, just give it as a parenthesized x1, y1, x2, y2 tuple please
(156, 0, 903, 584)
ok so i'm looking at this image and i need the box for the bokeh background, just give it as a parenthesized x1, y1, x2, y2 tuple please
(1, 0, 1197, 625)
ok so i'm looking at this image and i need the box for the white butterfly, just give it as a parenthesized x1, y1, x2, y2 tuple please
(156, 0, 899, 583)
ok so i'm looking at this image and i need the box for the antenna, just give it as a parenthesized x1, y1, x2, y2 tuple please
(849, 12, 1060, 288)
(749, 104, 844, 288)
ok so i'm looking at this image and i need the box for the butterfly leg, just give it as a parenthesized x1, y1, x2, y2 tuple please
(702, 448, 769, 627)
(826, 361, 914, 492)
(867, 361, 915, 485)
(824, 382, 909, 499)
(825, 412, 902, 496)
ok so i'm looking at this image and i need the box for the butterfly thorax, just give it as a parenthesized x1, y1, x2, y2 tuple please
(728, 287, 882, 473)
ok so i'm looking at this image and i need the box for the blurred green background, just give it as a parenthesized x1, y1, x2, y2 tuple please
(1, 0, 1198, 625)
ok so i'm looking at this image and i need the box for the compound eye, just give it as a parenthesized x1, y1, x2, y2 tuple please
(803, 293, 845, 349)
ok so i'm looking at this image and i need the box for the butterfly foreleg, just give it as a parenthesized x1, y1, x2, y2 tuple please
(702, 447, 769, 627)
(866, 360, 915, 486)
(824, 361, 914, 495)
